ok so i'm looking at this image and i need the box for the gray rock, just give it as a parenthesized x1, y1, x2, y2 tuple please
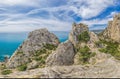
(69, 23, 89, 46)
(6, 28, 60, 68)
(46, 40, 75, 66)
(27, 60, 39, 70)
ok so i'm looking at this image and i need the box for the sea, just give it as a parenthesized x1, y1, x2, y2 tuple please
(0, 31, 69, 62)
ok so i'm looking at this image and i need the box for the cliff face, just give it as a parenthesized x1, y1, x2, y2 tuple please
(102, 13, 120, 42)
(6, 28, 60, 68)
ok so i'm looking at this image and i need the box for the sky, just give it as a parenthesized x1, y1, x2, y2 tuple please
(0, 0, 120, 32)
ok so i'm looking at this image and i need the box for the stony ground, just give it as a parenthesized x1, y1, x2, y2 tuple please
(0, 57, 120, 78)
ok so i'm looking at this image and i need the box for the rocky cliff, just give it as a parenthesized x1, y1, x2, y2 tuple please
(1, 13, 120, 78)
(102, 13, 120, 42)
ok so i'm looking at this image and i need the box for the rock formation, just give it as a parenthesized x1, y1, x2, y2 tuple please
(6, 28, 60, 68)
(69, 23, 89, 46)
(102, 13, 120, 42)
(46, 40, 75, 66)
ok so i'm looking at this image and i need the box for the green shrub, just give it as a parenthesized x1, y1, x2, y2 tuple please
(17, 51, 23, 55)
(78, 31, 90, 43)
(98, 40, 120, 60)
(33, 44, 56, 68)
(17, 64, 27, 71)
(1, 69, 12, 75)
(40, 58, 45, 64)
(35, 49, 46, 56)
(34, 56, 42, 61)
(0, 64, 6, 70)
(44, 44, 56, 50)
(78, 46, 96, 64)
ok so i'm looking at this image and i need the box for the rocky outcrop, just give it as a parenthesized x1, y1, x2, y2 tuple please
(69, 23, 89, 46)
(102, 13, 120, 42)
(46, 40, 75, 66)
(27, 60, 39, 70)
(6, 28, 60, 68)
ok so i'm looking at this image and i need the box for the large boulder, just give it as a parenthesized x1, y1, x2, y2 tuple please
(46, 40, 75, 66)
(6, 28, 60, 68)
(102, 13, 120, 42)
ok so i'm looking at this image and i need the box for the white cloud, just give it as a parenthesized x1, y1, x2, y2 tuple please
(67, 0, 115, 19)
(0, 0, 31, 6)
(0, 17, 71, 33)
(0, 0, 118, 32)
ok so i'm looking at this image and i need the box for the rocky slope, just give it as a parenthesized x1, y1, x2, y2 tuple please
(0, 13, 120, 78)
(6, 28, 60, 68)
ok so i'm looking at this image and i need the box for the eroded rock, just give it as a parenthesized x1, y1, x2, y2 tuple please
(6, 28, 60, 68)
(69, 23, 89, 46)
(46, 40, 75, 66)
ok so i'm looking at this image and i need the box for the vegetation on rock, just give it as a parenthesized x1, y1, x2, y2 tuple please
(0, 64, 6, 70)
(1, 69, 12, 75)
(77, 46, 96, 64)
(43, 44, 57, 50)
(17, 51, 23, 55)
(97, 39, 120, 60)
(17, 64, 27, 71)
(32, 44, 57, 68)
(78, 31, 90, 43)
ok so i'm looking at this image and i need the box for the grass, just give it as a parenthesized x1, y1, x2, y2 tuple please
(78, 31, 90, 43)
(17, 64, 27, 71)
(1, 69, 12, 75)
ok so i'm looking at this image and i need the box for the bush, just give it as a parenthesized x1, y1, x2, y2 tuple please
(78, 31, 90, 43)
(98, 40, 120, 60)
(78, 46, 96, 64)
(17, 51, 23, 55)
(34, 56, 42, 61)
(44, 44, 56, 50)
(17, 64, 27, 71)
(1, 69, 12, 75)
(35, 49, 46, 56)
(0, 64, 6, 70)
(40, 58, 45, 64)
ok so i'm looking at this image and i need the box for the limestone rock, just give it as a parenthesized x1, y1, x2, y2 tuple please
(6, 28, 60, 68)
(27, 60, 39, 70)
(46, 40, 75, 66)
(102, 13, 120, 42)
(69, 23, 89, 46)
(89, 32, 99, 43)
(1, 57, 120, 78)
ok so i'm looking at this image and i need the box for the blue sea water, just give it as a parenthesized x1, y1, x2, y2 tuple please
(0, 31, 69, 62)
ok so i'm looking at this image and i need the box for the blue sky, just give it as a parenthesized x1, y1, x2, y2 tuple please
(0, 0, 120, 32)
